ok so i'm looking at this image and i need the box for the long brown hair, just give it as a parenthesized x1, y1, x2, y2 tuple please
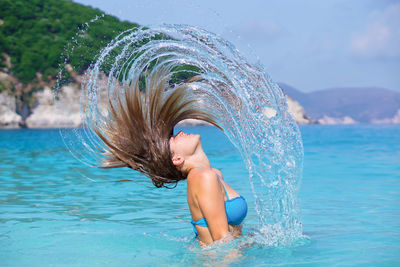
(94, 67, 222, 188)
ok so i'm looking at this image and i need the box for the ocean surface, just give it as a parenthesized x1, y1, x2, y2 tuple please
(0, 124, 399, 266)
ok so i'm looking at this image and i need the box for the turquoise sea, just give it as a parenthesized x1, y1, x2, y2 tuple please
(1, 125, 399, 266)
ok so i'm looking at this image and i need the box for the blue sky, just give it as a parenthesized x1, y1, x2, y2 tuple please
(74, 0, 400, 93)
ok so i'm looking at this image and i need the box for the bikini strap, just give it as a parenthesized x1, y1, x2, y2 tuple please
(216, 173, 229, 200)
(193, 167, 229, 200)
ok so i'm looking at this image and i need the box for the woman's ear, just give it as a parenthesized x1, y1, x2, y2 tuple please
(172, 155, 184, 167)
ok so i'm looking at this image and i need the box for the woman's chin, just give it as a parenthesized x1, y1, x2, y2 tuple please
(196, 134, 201, 142)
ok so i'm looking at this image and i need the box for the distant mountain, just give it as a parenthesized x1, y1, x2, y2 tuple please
(278, 83, 400, 123)
(278, 83, 308, 105)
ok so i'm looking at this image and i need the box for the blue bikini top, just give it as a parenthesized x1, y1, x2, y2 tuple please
(190, 167, 248, 236)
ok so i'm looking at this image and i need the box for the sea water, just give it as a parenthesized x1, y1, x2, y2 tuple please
(1, 124, 399, 266)
(60, 24, 304, 246)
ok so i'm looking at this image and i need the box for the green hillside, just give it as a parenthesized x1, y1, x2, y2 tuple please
(0, 0, 138, 90)
(0, 0, 202, 123)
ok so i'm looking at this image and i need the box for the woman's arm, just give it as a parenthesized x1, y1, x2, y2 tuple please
(195, 170, 229, 241)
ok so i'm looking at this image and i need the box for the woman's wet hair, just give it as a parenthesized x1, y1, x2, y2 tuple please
(94, 67, 222, 188)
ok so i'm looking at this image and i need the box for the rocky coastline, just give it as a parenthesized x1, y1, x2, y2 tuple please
(0, 83, 315, 129)
(0, 91, 22, 128)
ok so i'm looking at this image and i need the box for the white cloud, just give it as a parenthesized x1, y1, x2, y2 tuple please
(350, 2, 400, 59)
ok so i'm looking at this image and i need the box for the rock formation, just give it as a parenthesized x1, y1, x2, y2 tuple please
(0, 83, 315, 128)
(371, 109, 400, 124)
(318, 115, 357, 125)
(286, 95, 314, 124)
(0, 92, 22, 128)
(25, 86, 81, 128)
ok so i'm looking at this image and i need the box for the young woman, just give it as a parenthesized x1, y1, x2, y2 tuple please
(94, 68, 247, 246)
(170, 130, 247, 245)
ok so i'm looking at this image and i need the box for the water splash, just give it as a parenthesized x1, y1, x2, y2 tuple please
(60, 24, 304, 246)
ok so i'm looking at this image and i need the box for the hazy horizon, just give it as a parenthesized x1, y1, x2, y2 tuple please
(277, 81, 400, 94)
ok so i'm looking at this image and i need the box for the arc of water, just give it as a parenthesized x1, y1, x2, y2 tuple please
(61, 24, 304, 246)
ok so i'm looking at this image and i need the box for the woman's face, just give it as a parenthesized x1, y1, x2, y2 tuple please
(169, 130, 201, 164)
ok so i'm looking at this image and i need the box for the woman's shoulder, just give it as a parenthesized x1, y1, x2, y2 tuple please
(187, 168, 219, 187)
